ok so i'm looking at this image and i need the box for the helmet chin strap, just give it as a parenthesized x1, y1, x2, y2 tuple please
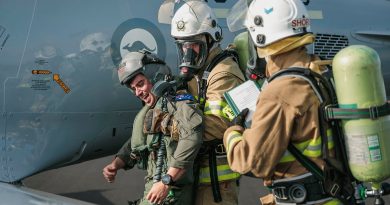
(208, 42, 219, 54)
(203, 34, 220, 68)
(205, 34, 214, 53)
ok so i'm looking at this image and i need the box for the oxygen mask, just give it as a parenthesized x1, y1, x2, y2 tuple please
(175, 38, 207, 79)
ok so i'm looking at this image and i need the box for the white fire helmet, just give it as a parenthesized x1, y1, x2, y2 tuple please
(117, 50, 171, 88)
(171, 1, 222, 73)
(245, 0, 311, 47)
(171, 1, 222, 42)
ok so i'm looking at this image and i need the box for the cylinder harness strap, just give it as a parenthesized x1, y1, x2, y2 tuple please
(198, 48, 240, 105)
(325, 102, 390, 120)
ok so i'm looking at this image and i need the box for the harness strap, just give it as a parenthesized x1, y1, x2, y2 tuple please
(325, 102, 390, 120)
(268, 67, 333, 161)
(287, 143, 324, 180)
(199, 49, 240, 107)
(208, 146, 222, 202)
(269, 173, 333, 204)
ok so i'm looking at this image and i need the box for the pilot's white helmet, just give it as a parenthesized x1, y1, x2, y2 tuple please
(171, 1, 222, 42)
(117, 50, 171, 88)
(245, 0, 310, 47)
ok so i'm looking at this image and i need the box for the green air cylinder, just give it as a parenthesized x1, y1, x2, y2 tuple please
(233, 31, 250, 74)
(332, 45, 390, 183)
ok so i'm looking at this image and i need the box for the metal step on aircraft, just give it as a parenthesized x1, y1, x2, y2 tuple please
(0, 0, 390, 204)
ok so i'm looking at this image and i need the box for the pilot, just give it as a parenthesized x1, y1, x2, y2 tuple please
(170, 1, 245, 205)
(223, 0, 343, 204)
(102, 50, 203, 205)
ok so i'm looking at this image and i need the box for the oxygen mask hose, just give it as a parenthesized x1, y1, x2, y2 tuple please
(152, 136, 166, 183)
(152, 80, 176, 98)
(153, 97, 168, 183)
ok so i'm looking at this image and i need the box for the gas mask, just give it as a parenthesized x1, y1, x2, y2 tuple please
(175, 38, 208, 81)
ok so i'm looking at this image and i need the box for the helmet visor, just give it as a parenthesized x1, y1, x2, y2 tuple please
(175, 39, 207, 70)
(247, 33, 258, 71)
(247, 32, 266, 80)
(227, 0, 250, 32)
(118, 58, 143, 86)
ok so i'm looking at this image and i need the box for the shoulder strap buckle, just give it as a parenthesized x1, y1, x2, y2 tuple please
(369, 105, 380, 119)
(330, 183, 341, 197)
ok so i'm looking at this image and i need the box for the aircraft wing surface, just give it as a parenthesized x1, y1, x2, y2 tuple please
(0, 182, 96, 205)
(355, 30, 390, 37)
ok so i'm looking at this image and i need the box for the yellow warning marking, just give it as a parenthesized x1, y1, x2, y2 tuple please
(53, 74, 70, 93)
(32, 70, 52, 75)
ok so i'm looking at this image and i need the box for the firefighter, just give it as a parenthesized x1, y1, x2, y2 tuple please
(223, 0, 342, 204)
(170, 1, 245, 205)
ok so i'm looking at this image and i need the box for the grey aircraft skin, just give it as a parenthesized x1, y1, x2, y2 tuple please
(1, 0, 390, 204)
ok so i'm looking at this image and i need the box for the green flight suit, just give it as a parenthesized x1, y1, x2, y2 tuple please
(117, 96, 203, 205)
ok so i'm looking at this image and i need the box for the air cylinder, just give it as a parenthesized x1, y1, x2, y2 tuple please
(332, 45, 390, 183)
(233, 31, 250, 74)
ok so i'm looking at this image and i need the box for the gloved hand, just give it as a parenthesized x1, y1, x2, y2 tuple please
(229, 108, 249, 127)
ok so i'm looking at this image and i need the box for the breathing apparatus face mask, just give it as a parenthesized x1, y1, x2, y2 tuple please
(246, 32, 267, 81)
(175, 38, 207, 81)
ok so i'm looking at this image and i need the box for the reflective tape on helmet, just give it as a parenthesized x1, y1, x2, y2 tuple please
(199, 164, 241, 183)
(204, 100, 232, 120)
(279, 129, 334, 163)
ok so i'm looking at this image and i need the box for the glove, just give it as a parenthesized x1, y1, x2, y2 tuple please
(229, 108, 249, 127)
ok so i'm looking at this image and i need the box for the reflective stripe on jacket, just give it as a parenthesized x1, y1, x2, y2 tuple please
(225, 129, 334, 165)
(204, 100, 235, 121)
(199, 164, 241, 183)
(279, 129, 334, 163)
